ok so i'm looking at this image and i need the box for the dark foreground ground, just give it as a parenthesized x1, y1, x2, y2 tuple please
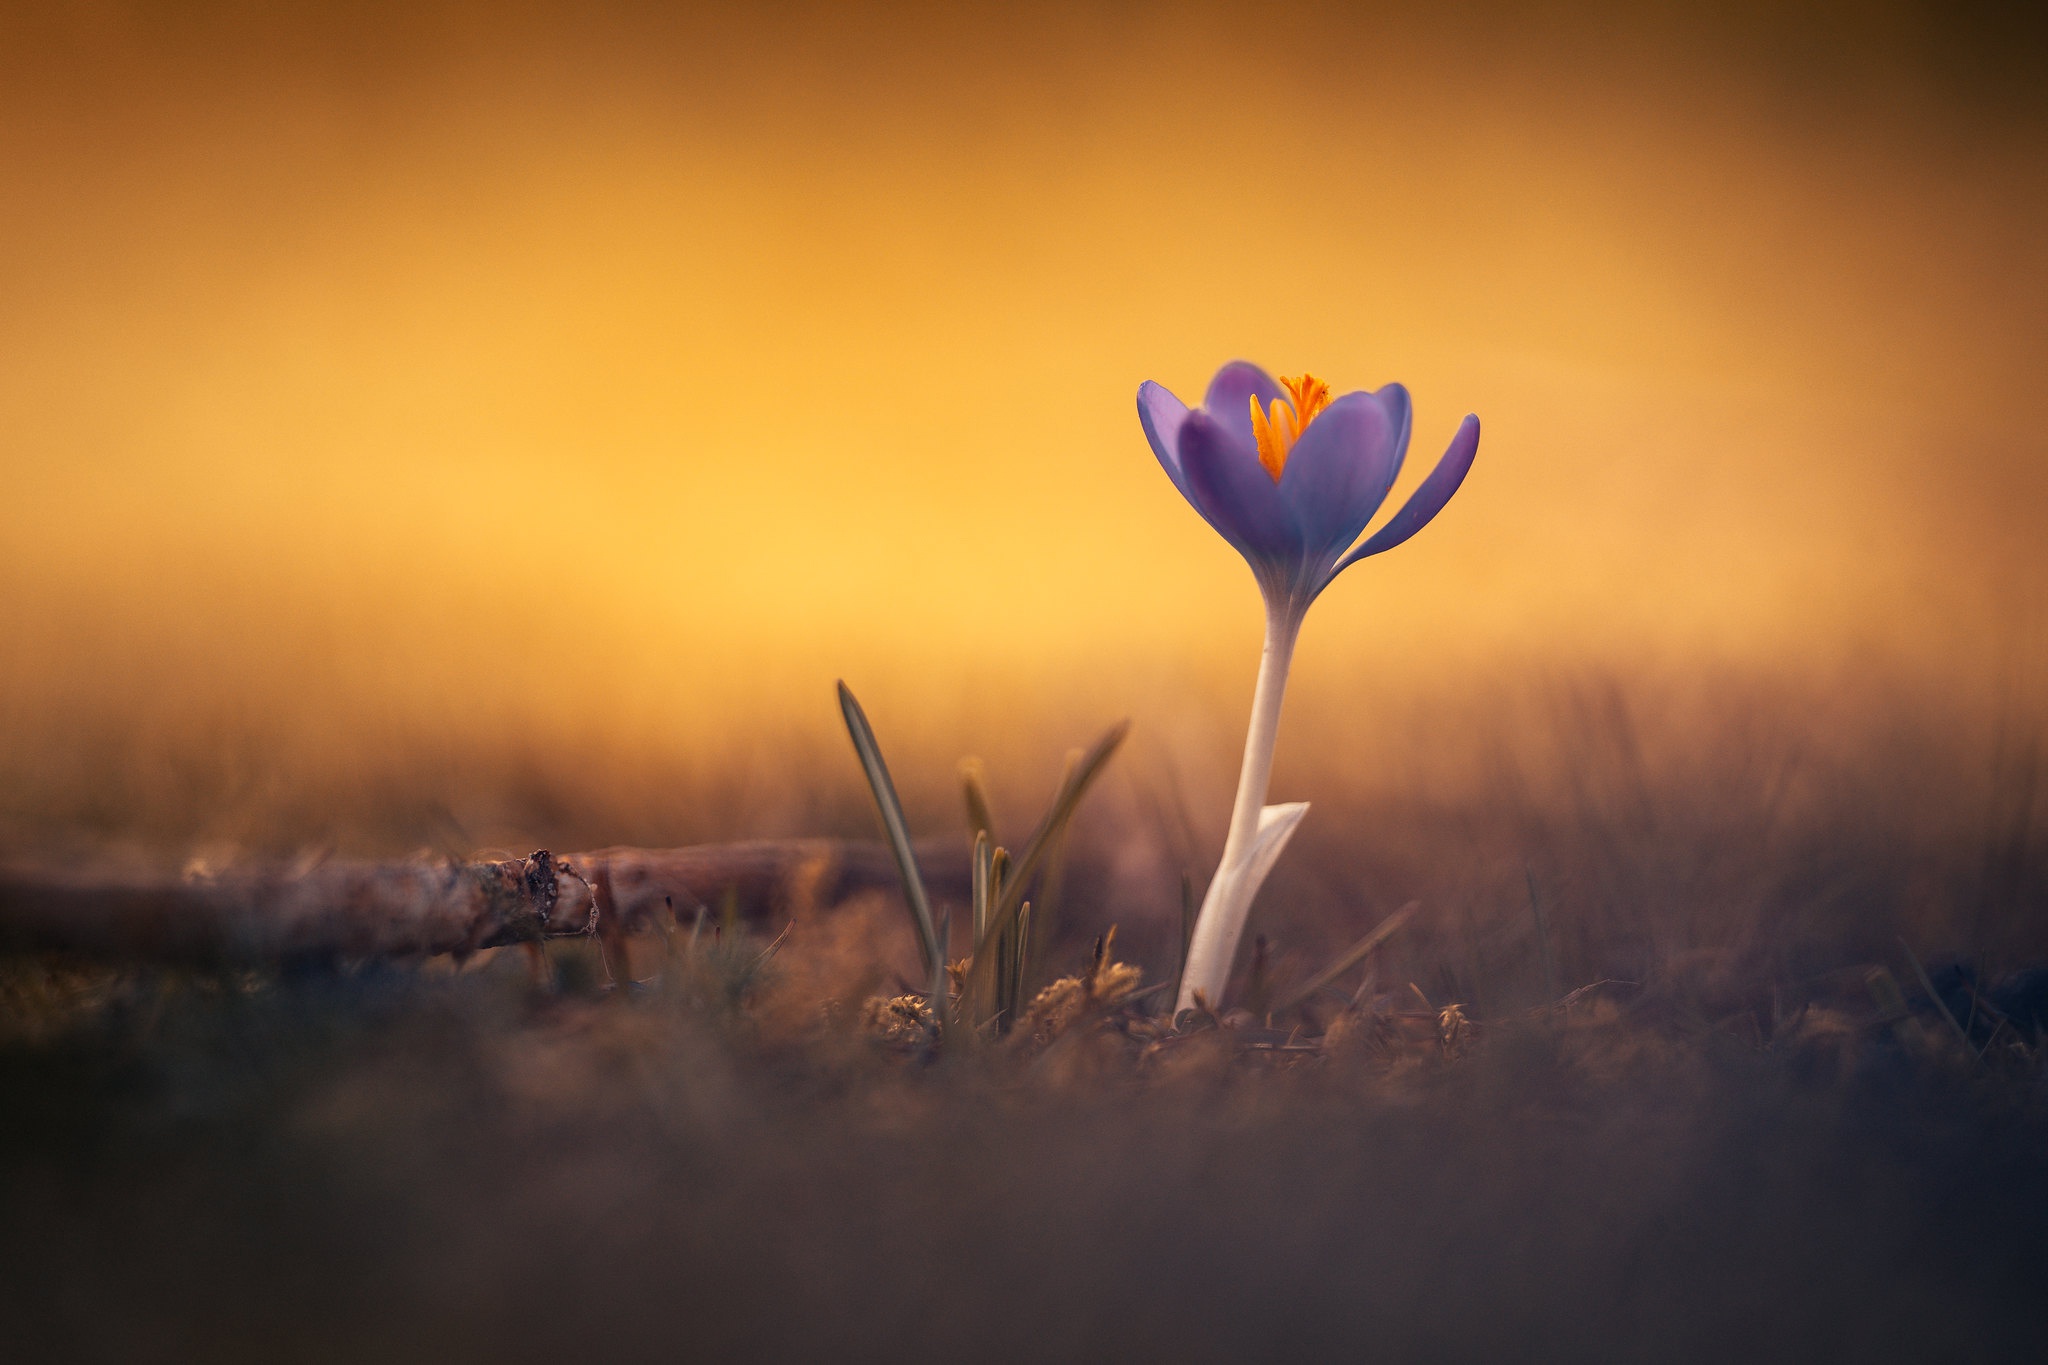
(2, 932, 2044, 1365)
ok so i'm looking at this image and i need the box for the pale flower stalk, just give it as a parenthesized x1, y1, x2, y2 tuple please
(1178, 596, 1308, 1016)
(1136, 362, 1479, 1014)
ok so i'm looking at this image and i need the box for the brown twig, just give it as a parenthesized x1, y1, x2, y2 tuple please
(0, 839, 969, 966)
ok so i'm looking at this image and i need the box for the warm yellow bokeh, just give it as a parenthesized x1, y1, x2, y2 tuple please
(1, 2, 2043, 821)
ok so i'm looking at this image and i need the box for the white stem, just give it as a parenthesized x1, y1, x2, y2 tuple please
(1177, 597, 1302, 1013)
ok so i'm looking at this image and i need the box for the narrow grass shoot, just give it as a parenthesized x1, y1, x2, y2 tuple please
(961, 719, 1128, 1022)
(839, 683, 1126, 1041)
(960, 757, 997, 845)
(970, 830, 993, 944)
(836, 681, 942, 976)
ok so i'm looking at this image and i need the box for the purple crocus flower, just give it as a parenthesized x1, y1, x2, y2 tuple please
(1138, 361, 1479, 612)
(1138, 361, 1479, 1014)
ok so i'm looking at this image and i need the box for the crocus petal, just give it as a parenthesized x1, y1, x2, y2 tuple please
(1202, 361, 1285, 455)
(1333, 413, 1480, 573)
(1177, 409, 1297, 567)
(1136, 381, 1196, 502)
(1276, 391, 1399, 573)
(1373, 382, 1413, 476)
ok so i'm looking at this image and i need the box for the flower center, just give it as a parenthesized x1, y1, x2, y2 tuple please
(1249, 373, 1332, 482)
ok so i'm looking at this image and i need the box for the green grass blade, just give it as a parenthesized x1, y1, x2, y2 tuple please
(990, 845, 1011, 905)
(980, 846, 1012, 1029)
(1009, 901, 1032, 1028)
(964, 718, 1128, 1014)
(991, 907, 1013, 1031)
(960, 758, 997, 843)
(1002, 721, 1127, 923)
(836, 680, 940, 975)
(1026, 751, 1079, 971)
(971, 831, 992, 944)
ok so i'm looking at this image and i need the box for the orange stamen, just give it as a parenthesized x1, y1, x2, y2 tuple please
(1249, 373, 1332, 481)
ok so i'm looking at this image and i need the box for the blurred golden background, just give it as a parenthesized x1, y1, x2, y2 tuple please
(1, 1, 2043, 853)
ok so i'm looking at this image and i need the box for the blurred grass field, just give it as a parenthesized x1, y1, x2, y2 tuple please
(5, 658, 2042, 994)
(4, 664, 2046, 1361)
